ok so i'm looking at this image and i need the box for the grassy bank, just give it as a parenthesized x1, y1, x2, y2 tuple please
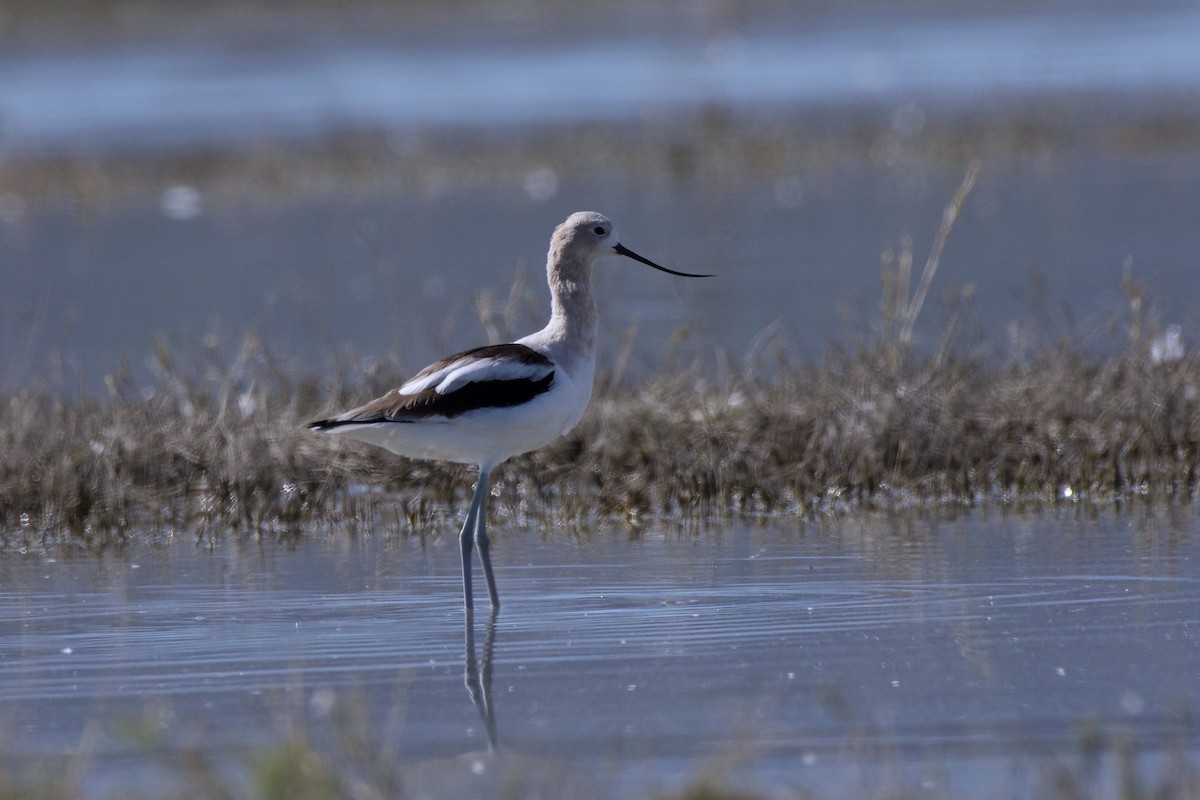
(2, 308, 1197, 545)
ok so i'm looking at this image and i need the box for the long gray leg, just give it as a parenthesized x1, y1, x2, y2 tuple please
(459, 471, 488, 612)
(473, 466, 501, 610)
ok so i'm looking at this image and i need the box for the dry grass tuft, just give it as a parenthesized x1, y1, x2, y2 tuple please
(2, 315, 1198, 545)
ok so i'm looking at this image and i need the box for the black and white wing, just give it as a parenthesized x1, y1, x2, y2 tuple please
(309, 343, 555, 429)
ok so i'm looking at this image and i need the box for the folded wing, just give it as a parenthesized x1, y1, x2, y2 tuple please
(309, 343, 555, 428)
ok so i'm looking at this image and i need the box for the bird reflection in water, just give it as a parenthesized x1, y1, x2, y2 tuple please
(464, 610, 500, 751)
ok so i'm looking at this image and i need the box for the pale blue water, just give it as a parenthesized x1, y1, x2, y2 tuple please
(2, 7, 1200, 153)
(0, 510, 1196, 797)
(5, 4, 1200, 390)
(5, 156, 1200, 392)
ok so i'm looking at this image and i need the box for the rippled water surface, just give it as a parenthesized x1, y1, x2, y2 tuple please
(1, 510, 1196, 796)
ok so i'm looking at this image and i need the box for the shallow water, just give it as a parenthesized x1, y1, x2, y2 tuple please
(0, 510, 1196, 796)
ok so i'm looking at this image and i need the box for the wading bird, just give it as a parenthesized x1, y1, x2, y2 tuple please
(309, 212, 710, 612)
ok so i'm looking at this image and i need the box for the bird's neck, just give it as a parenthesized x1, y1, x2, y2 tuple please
(542, 268, 597, 373)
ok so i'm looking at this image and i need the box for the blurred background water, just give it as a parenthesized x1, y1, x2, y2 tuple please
(2, 0, 1200, 389)
(3, 6, 1200, 151)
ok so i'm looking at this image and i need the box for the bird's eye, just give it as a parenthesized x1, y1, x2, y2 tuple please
(593, 226, 606, 235)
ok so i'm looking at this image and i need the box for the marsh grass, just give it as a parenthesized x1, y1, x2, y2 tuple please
(2, 296, 1198, 545)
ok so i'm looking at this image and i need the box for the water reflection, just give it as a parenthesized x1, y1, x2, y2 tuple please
(464, 609, 500, 752)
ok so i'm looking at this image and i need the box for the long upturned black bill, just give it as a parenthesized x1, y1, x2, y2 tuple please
(614, 243, 713, 277)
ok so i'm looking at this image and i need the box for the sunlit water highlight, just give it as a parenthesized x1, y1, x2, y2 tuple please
(0, 510, 1196, 796)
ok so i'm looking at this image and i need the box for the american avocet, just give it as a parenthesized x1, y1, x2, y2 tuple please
(309, 211, 710, 612)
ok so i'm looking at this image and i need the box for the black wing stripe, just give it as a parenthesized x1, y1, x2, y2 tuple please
(309, 343, 556, 430)
(309, 371, 555, 428)
(391, 371, 555, 420)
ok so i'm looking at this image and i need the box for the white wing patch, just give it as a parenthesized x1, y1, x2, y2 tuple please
(399, 355, 554, 397)
(398, 366, 450, 395)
